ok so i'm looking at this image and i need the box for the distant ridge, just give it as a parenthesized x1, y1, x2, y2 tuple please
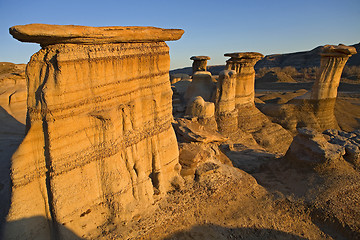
(256, 42, 360, 69)
(170, 42, 360, 74)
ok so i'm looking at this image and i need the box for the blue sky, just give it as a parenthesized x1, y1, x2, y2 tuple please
(0, 0, 359, 69)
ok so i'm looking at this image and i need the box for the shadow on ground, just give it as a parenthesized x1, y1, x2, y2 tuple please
(163, 224, 308, 240)
(2, 216, 84, 239)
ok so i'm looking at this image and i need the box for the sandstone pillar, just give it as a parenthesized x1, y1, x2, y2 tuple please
(6, 24, 184, 240)
(190, 56, 210, 74)
(310, 44, 357, 100)
(225, 52, 264, 107)
(307, 44, 357, 130)
(215, 70, 238, 133)
(224, 52, 265, 131)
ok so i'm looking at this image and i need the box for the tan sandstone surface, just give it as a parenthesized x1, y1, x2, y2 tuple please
(9, 24, 184, 46)
(4, 24, 184, 239)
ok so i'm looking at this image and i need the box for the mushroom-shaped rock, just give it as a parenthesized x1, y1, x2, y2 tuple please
(190, 55, 211, 74)
(9, 23, 184, 46)
(224, 52, 264, 106)
(310, 44, 357, 100)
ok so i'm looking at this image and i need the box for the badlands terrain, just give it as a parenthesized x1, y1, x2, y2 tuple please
(0, 24, 360, 240)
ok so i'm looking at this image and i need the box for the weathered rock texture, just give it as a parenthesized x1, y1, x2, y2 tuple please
(184, 71, 215, 104)
(224, 52, 266, 131)
(258, 44, 357, 133)
(9, 24, 184, 46)
(218, 52, 292, 153)
(0, 63, 27, 124)
(185, 96, 215, 119)
(258, 95, 339, 133)
(190, 56, 210, 74)
(323, 129, 360, 168)
(5, 24, 184, 239)
(310, 44, 357, 100)
(225, 52, 264, 107)
(215, 70, 238, 133)
(285, 128, 345, 166)
(307, 44, 356, 129)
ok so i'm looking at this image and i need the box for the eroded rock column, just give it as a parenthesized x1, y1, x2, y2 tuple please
(308, 44, 357, 130)
(310, 44, 357, 100)
(5, 24, 184, 240)
(225, 52, 264, 107)
(220, 52, 292, 152)
(224, 52, 265, 131)
(190, 55, 210, 74)
(215, 70, 238, 133)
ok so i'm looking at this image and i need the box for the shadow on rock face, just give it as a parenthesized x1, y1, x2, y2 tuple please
(2, 216, 84, 240)
(163, 224, 308, 240)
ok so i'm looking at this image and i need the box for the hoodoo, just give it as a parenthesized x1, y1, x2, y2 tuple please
(190, 55, 210, 74)
(310, 44, 357, 100)
(307, 44, 357, 130)
(5, 24, 184, 239)
(224, 52, 266, 131)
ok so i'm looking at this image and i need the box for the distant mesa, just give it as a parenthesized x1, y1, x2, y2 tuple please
(255, 42, 360, 69)
(9, 23, 184, 46)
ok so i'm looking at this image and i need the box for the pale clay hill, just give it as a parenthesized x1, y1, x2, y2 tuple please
(0, 24, 359, 240)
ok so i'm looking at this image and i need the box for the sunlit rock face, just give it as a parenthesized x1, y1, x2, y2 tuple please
(190, 56, 210, 74)
(184, 71, 215, 104)
(257, 44, 358, 134)
(217, 52, 293, 154)
(307, 44, 357, 130)
(5, 24, 184, 239)
(300, 44, 357, 131)
(310, 44, 357, 100)
(224, 52, 266, 131)
(215, 70, 238, 133)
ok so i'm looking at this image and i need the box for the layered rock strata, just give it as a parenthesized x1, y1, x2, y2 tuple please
(259, 45, 358, 133)
(222, 52, 292, 153)
(306, 45, 357, 130)
(190, 56, 210, 74)
(225, 52, 264, 107)
(5, 24, 184, 239)
(224, 52, 267, 131)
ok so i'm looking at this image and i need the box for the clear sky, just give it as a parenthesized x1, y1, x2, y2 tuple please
(0, 0, 359, 70)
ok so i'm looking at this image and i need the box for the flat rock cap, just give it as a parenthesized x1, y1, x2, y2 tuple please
(190, 56, 211, 60)
(224, 52, 264, 59)
(321, 44, 357, 57)
(9, 24, 184, 46)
